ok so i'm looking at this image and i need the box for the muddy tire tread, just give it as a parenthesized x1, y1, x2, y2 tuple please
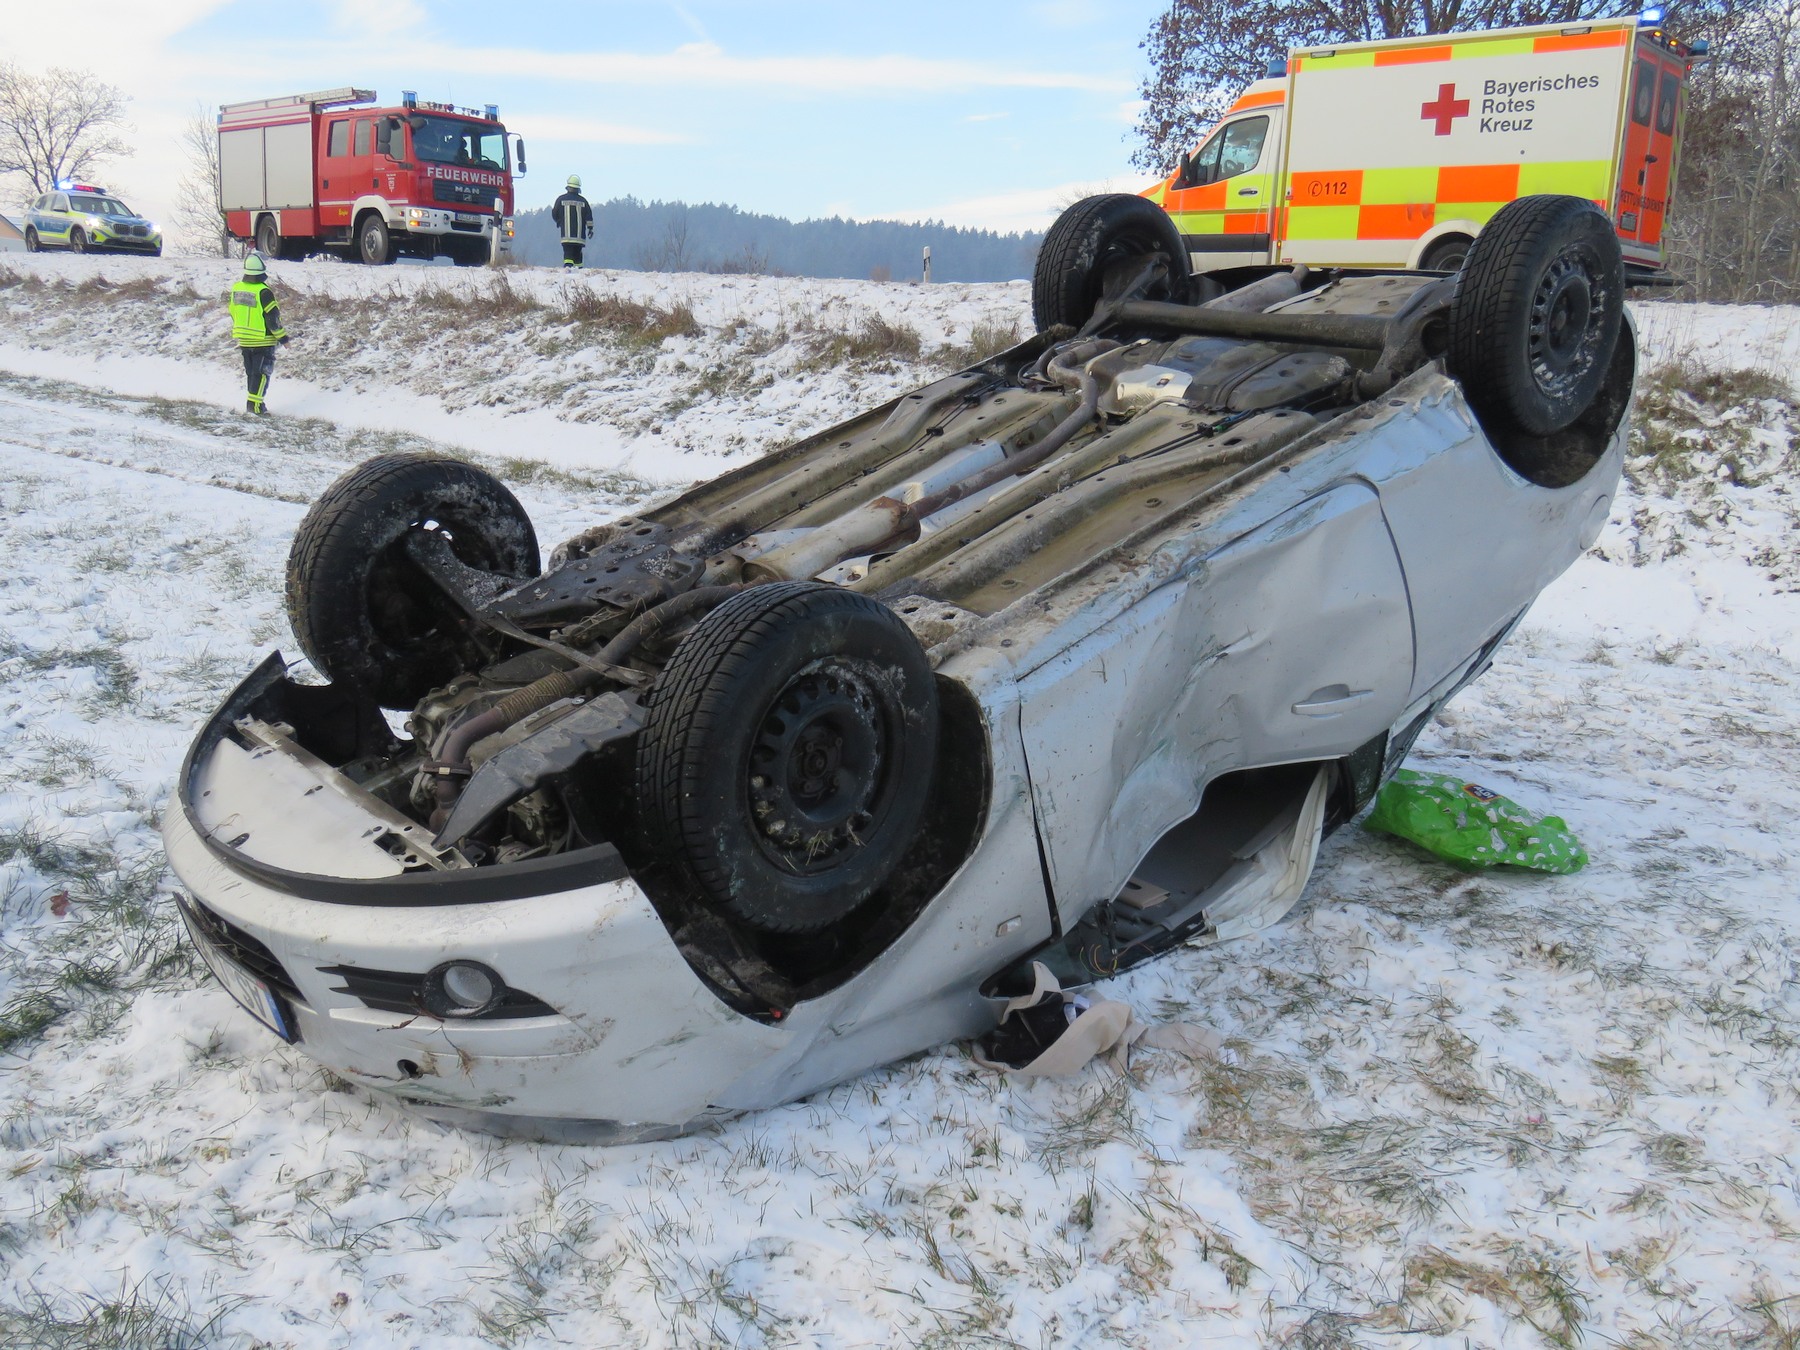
(637, 583, 936, 933)
(1447, 195, 1623, 437)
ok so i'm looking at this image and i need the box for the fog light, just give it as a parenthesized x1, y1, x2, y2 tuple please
(423, 960, 503, 1017)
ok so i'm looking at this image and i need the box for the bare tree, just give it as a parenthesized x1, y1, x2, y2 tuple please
(634, 205, 693, 271)
(1664, 0, 1800, 300)
(0, 63, 131, 202)
(1132, 0, 1615, 172)
(175, 104, 231, 257)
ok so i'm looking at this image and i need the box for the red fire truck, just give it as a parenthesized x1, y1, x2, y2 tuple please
(218, 88, 527, 266)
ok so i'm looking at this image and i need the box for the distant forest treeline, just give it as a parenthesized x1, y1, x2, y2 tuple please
(513, 197, 1043, 282)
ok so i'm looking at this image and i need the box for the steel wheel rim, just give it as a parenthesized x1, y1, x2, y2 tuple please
(1528, 248, 1607, 399)
(747, 660, 892, 875)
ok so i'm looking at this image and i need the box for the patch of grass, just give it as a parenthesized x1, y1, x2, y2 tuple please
(798, 312, 923, 370)
(936, 317, 1026, 370)
(561, 288, 701, 345)
(0, 1278, 235, 1350)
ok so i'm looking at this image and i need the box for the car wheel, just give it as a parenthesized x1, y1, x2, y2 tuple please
(24, 229, 38, 253)
(1420, 235, 1471, 273)
(636, 582, 939, 934)
(255, 216, 281, 258)
(1447, 195, 1624, 438)
(1032, 193, 1193, 333)
(285, 454, 540, 709)
(357, 215, 393, 265)
(69, 229, 86, 254)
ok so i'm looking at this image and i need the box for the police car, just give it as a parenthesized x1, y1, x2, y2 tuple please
(23, 182, 162, 256)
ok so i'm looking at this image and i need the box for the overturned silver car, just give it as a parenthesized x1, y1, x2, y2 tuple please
(164, 195, 1633, 1141)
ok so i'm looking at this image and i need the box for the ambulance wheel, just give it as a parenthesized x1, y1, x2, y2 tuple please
(636, 583, 939, 935)
(1032, 193, 1192, 333)
(1420, 235, 1472, 273)
(255, 216, 281, 259)
(69, 229, 87, 254)
(1448, 195, 1623, 438)
(285, 454, 540, 710)
(357, 215, 394, 266)
(23, 229, 38, 253)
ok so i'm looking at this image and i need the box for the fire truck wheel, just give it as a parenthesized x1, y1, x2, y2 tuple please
(1448, 195, 1623, 438)
(357, 215, 394, 266)
(255, 216, 281, 259)
(285, 454, 540, 709)
(1032, 193, 1192, 333)
(636, 583, 939, 935)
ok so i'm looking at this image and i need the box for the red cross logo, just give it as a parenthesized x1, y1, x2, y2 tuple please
(1421, 82, 1471, 135)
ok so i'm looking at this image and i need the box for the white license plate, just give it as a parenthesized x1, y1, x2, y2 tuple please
(178, 897, 297, 1042)
(454, 212, 482, 223)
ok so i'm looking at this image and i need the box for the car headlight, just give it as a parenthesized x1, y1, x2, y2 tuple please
(421, 960, 504, 1018)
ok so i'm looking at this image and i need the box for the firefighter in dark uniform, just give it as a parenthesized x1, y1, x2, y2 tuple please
(554, 174, 594, 269)
(229, 253, 288, 414)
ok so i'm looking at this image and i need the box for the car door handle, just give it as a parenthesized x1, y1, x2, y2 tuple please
(1292, 685, 1373, 717)
(1238, 188, 1260, 196)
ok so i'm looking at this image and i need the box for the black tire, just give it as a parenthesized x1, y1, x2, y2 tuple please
(23, 229, 38, 253)
(450, 241, 488, 268)
(1420, 235, 1471, 273)
(1032, 193, 1192, 333)
(636, 582, 939, 934)
(357, 215, 393, 265)
(255, 216, 281, 259)
(285, 454, 539, 709)
(1447, 196, 1624, 438)
(69, 229, 87, 255)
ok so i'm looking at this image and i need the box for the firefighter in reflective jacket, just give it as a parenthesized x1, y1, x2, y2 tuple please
(229, 253, 288, 414)
(553, 174, 594, 269)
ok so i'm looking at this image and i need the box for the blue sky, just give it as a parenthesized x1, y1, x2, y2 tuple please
(7, 0, 1172, 241)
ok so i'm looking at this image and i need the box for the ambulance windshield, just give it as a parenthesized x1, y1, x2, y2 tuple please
(412, 117, 509, 172)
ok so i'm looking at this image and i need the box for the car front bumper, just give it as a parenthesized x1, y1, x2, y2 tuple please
(162, 799, 794, 1141)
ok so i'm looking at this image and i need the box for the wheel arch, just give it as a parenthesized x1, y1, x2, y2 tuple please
(1407, 220, 1481, 270)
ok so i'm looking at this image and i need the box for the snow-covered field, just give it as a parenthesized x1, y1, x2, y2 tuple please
(2, 255, 1798, 1348)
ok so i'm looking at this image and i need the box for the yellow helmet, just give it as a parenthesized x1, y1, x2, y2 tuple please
(566, 174, 582, 191)
(243, 252, 268, 277)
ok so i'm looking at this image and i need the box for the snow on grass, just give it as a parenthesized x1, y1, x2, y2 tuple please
(2, 263, 1799, 1347)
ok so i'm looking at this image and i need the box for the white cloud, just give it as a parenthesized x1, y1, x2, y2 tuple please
(880, 174, 1155, 234)
(964, 112, 1012, 123)
(334, 0, 427, 40)
(370, 40, 1131, 96)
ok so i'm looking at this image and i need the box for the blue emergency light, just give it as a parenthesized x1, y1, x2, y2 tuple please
(485, 104, 499, 120)
(402, 90, 418, 109)
(1638, 6, 1664, 23)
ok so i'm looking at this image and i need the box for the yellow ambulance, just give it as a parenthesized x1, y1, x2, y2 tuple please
(1142, 14, 1704, 279)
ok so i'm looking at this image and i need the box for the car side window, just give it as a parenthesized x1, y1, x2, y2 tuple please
(355, 119, 371, 157)
(1186, 116, 1269, 188)
(1655, 70, 1680, 136)
(52, 194, 67, 212)
(327, 120, 350, 158)
(1631, 60, 1655, 126)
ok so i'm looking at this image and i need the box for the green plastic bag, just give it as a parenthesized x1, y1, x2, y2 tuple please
(1363, 769, 1588, 873)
